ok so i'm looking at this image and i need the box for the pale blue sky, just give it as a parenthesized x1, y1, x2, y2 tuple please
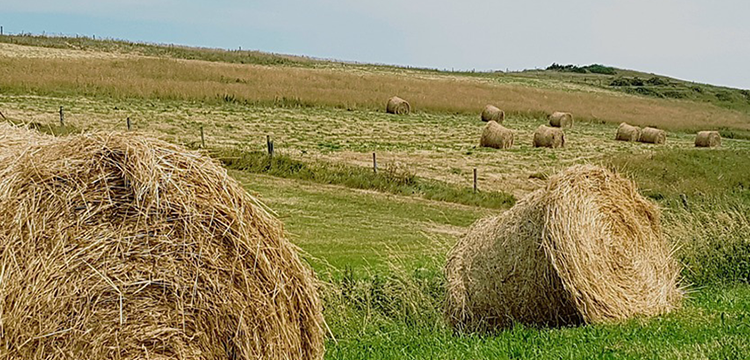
(3, 0, 749, 89)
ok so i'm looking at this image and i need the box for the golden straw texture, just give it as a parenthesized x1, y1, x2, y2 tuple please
(446, 164, 681, 332)
(0, 125, 325, 359)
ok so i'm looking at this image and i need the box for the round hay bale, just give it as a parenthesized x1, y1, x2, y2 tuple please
(481, 105, 505, 123)
(548, 112, 573, 128)
(445, 165, 682, 332)
(0, 122, 50, 150)
(480, 121, 514, 149)
(615, 122, 642, 142)
(0, 127, 325, 359)
(533, 125, 565, 148)
(639, 127, 666, 144)
(386, 96, 411, 115)
(695, 131, 721, 147)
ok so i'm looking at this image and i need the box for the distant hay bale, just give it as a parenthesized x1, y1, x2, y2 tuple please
(533, 125, 565, 148)
(639, 127, 666, 144)
(445, 165, 682, 332)
(615, 123, 642, 142)
(481, 105, 505, 123)
(386, 96, 411, 115)
(0, 126, 325, 359)
(548, 112, 573, 128)
(695, 131, 721, 147)
(480, 121, 514, 149)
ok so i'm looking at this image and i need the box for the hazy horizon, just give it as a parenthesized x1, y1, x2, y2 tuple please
(3, 0, 749, 89)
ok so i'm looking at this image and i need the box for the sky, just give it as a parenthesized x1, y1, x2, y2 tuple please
(3, 0, 749, 89)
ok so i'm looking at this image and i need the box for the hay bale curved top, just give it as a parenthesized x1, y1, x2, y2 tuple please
(615, 123, 641, 142)
(639, 127, 666, 144)
(0, 127, 324, 359)
(446, 164, 681, 332)
(548, 112, 573, 128)
(480, 121, 514, 149)
(695, 131, 721, 147)
(386, 96, 411, 115)
(533, 125, 565, 148)
(481, 105, 505, 123)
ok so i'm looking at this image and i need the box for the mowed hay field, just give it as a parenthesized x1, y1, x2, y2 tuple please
(1, 37, 750, 359)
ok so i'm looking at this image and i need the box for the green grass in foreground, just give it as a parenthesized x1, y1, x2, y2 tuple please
(324, 283, 750, 360)
(233, 162, 750, 359)
(219, 148, 515, 209)
(229, 171, 492, 270)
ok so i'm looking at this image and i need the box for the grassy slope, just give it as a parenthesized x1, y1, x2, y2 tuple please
(517, 68, 750, 114)
(2, 35, 750, 132)
(231, 165, 750, 360)
(228, 171, 492, 270)
(2, 34, 749, 359)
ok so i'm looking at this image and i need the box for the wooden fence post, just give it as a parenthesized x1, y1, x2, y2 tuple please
(200, 126, 205, 148)
(266, 135, 274, 157)
(126, 117, 131, 130)
(59, 106, 64, 126)
(373, 153, 377, 173)
(473, 168, 478, 193)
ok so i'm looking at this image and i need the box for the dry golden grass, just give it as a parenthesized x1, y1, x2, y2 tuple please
(2, 43, 749, 131)
(2, 94, 750, 199)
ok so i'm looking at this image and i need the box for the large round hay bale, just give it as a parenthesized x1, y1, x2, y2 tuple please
(0, 127, 325, 359)
(533, 125, 565, 148)
(548, 112, 573, 128)
(386, 96, 411, 115)
(695, 131, 721, 147)
(445, 165, 681, 332)
(639, 127, 666, 144)
(481, 105, 505, 123)
(615, 122, 642, 142)
(480, 121, 514, 149)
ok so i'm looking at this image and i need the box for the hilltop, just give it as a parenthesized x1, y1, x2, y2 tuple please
(2, 34, 750, 135)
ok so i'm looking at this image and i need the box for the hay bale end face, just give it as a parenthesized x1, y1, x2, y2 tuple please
(386, 96, 411, 115)
(445, 165, 682, 332)
(481, 105, 505, 123)
(639, 127, 667, 144)
(548, 112, 573, 128)
(615, 123, 642, 142)
(533, 125, 565, 148)
(695, 131, 721, 147)
(0, 125, 325, 359)
(480, 121, 514, 149)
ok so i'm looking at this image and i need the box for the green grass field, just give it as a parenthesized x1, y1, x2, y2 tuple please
(1, 35, 749, 359)
(230, 164, 750, 359)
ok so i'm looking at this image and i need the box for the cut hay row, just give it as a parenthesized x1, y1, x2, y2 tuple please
(481, 105, 505, 123)
(0, 124, 324, 359)
(533, 125, 565, 148)
(615, 123, 641, 142)
(445, 165, 682, 332)
(479, 121, 514, 149)
(386, 96, 411, 115)
(695, 131, 721, 147)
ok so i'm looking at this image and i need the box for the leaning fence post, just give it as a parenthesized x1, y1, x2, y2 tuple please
(266, 135, 274, 157)
(473, 168, 478, 193)
(373, 153, 377, 173)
